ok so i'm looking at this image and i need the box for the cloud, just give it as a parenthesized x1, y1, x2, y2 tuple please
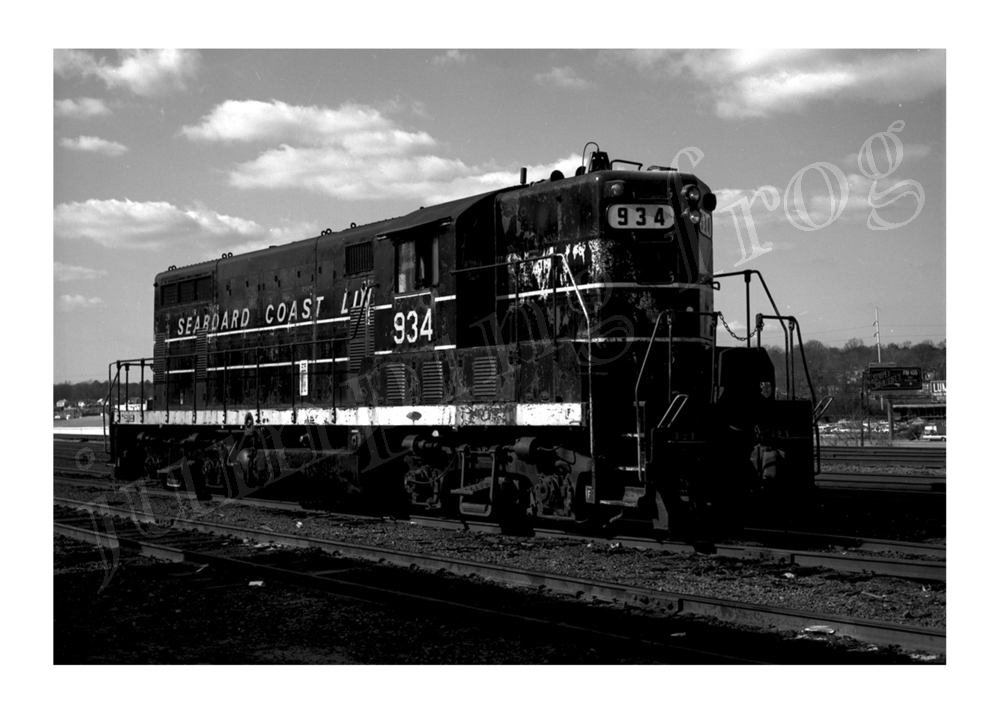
(183, 99, 582, 203)
(421, 154, 585, 204)
(714, 171, 925, 234)
(59, 135, 128, 157)
(842, 142, 933, 171)
(55, 262, 108, 282)
(432, 50, 470, 65)
(713, 186, 786, 227)
(54, 97, 111, 119)
(59, 294, 103, 312)
(534, 66, 592, 89)
(54, 49, 200, 96)
(802, 173, 924, 226)
(180, 100, 435, 149)
(54, 198, 270, 249)
(617, 49, 945, 119)
(231, 147, 583, 204)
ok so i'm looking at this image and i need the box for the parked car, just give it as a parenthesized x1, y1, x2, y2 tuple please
(921, 424, 947, 442)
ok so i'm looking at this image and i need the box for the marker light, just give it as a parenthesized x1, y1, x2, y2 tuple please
(605, 181, 625, 198)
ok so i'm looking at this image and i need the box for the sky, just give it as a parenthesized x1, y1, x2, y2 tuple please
(53, 47, 946, 381)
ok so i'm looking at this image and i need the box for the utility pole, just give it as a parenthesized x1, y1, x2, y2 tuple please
(873, 307, 882, 363)
(873, 308, 884, 424)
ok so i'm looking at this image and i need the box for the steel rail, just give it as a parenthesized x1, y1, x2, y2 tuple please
(53, 475, 337, 516)
(54, 476, 945, 581)
(821, 446, 945, 467)
(54, 495, 945, 654)
(743, 528, 945, 558)
(54, 468, 112, 480)
(52, 505, 761, 664)
(815, 471, 945, 493)
(406, 516, 944, 582)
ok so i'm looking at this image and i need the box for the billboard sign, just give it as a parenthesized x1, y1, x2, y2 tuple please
(868, 366, 923, 391)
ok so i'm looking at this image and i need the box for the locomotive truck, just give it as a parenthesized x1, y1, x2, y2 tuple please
(106, 145, 829, 533)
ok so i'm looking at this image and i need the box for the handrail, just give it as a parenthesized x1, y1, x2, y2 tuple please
(813, 396, 834, 423)
(103, 362, 118, 455)
(756, 315, 793, 398)
(751, 314, 818, 406)
(712, 269, 784, 343)
(712, 270, 818, 405)
(657, 393, 689, 430)
(105, 357, 150, 457)
(634, 308, 719, 484)
(789, 317, 817, 405)
(746, 311, 826, 473)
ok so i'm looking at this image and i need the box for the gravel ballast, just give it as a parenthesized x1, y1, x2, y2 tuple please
(54, 480, 946, 634)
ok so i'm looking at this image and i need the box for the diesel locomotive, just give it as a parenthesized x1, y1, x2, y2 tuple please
(107, 145, 829, 533)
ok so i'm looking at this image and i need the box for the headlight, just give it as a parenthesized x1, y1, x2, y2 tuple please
(604, 181, 625, 198)
(684, 185, 701, 204)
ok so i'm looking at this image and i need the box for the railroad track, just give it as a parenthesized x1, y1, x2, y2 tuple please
(54, 474, 945, 582)
(408, 516, 945, 582)
(820, 446, 945, 468)
(54, 497, 944, 657)
(52, 501, 767, 663)
(816, 471, 945, 493)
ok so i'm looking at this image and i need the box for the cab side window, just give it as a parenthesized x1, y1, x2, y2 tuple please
(395, 232, 439, 293)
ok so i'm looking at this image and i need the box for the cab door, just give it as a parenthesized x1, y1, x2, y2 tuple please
(374, 223, 450, 355)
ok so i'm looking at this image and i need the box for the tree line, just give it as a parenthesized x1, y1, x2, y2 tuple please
(767, 338, 946, 419)
(54, 380, 154, 405)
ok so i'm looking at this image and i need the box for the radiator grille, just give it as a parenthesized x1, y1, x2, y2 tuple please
(472, 356, 498, 400)
(348, 303, 373, 371)
(421, 361, 444, 403)
(345, 242, 374, 275)
(195, 328, 208, 381)
(152, 332, 165, 383)
(161, 284, 178, 306)
(385, 363, 407, 405)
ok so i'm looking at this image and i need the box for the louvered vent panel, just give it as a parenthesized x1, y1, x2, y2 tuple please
(421, 361, 444, 403)
(152, 332, 166, 384)
(179, 280, 195, 303)
(385, 363, 407, 405)
(348, 303, 373, 371)
(348, 306, 365, 371)
(161, 284, 178, 306)
(195, 277, 213, 300)
(473, 356, 498, 400)
(345, 242, 374, 275)
(195, 328, 208, 381)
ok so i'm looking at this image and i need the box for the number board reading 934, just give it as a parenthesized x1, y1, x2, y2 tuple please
(393, 308, 433, 345)
(608, 204, 674, 230)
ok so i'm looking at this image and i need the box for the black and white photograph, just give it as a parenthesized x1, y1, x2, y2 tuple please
(29, 8, 990, 708)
